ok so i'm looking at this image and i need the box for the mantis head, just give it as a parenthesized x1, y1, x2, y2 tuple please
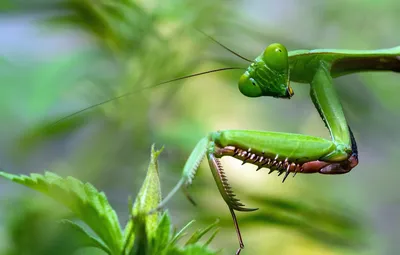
(238, 43, 293, 98)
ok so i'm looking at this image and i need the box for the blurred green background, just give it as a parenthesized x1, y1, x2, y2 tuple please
(1, 0, 400, 254)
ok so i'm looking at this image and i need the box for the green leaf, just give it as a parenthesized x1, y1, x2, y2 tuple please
(170, 220, 196, 245)
(59, 219, 111, 254)
(150, 210, 172, 254)
(123, 144, 164, 252)
(185, 219, 220, 246)
(129, 214, 149, 255)
(203, 227, 220, 247)
(0, 171, 122, 255)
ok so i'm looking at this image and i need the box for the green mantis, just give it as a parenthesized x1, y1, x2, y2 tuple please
(56, 35, 400, 254)
(152, 42, 400, 254)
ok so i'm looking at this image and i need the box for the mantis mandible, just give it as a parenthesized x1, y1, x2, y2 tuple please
(55, 34, 400, 255)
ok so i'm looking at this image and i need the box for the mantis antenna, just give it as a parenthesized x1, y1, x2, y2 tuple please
(195, 29, 252, 63)
(51, 67, 245, 126)
(51, 31, 251, 126)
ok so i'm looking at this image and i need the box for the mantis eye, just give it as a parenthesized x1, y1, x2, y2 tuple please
(262, 43, 289, 71)
(238, 73, 262, 97)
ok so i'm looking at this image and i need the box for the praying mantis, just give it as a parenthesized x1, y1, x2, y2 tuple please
(152, 41, 400, 254)
(56, 34, 400, 254)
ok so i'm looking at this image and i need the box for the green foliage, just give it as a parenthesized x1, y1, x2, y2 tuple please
(200, 193, 368, 253)
(0, 172, 122, 254)
(184, 219, 220, 247)
(1, 197, 106, 255)
(59, 219, 111, 254)
(0, 145, 220, 255)
(149, 211, 171, 254)
(132, 145, 163, 236)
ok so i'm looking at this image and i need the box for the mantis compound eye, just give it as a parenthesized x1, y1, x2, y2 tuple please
(262, 43, 289, 71)
(238, 73, 263, 97)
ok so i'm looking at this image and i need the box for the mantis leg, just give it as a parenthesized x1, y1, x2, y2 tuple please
(206, 128, 356, 255)
(154, 61, 358, 254)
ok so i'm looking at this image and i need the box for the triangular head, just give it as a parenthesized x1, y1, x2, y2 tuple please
(238, 43, 294, 98)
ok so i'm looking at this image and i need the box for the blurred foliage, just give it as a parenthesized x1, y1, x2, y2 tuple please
(1, 0, 400, 255)
(0, 145, 220, 255)
(201, 193, 367, 250)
